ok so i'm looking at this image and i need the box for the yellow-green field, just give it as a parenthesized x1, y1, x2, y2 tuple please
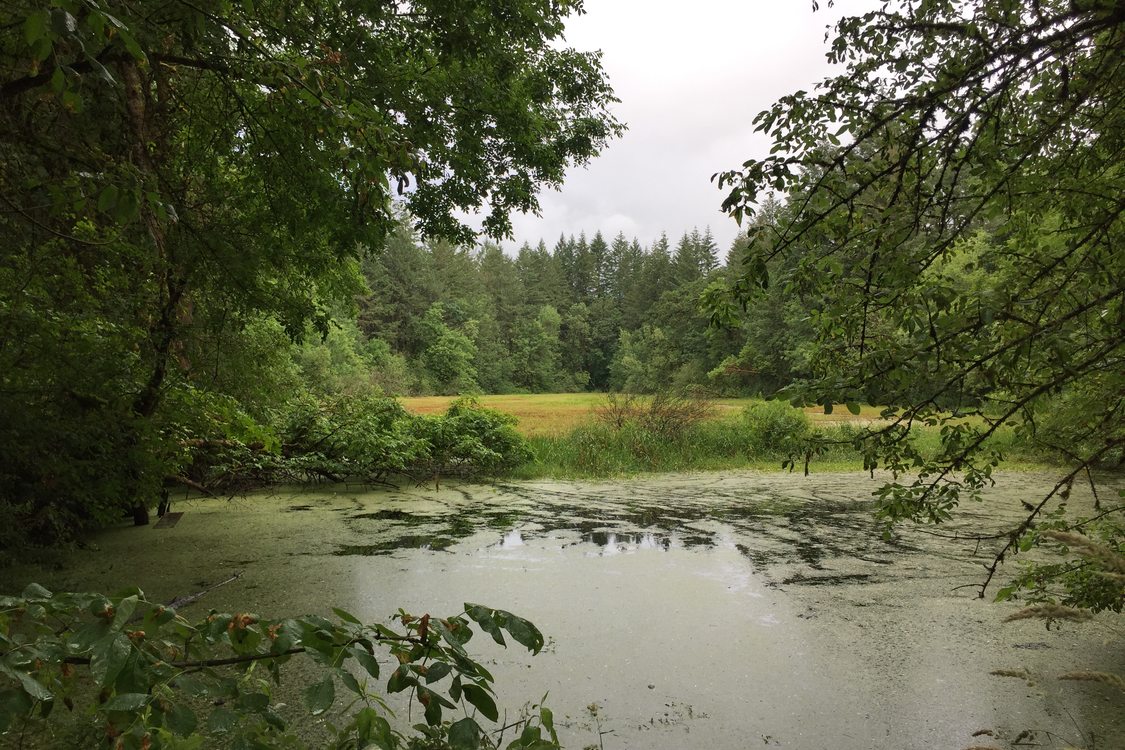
(399, 393, 885, 436)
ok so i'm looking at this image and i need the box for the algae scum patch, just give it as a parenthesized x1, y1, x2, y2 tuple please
(6, 472, 1123, 750)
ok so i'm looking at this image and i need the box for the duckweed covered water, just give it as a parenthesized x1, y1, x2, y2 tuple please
(4, 471, 1123, 749)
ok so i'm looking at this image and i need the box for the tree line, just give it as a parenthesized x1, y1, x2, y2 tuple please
(340, 224, 740, 396)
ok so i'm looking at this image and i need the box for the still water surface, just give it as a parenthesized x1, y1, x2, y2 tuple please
(9, 471, 1124, 749)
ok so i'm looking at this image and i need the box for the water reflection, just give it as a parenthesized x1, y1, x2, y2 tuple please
(580, 531, 674, 555)
(500, 530, 524, 548)
(337, 481, 897, 580)
(330, 474, 1119, 613)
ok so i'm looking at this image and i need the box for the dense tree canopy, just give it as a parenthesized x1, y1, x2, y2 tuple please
(714, 0, 1123, 606)
(0, 0, 621, 536)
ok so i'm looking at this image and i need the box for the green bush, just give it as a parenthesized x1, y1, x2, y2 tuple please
(269, 394, 425, 484)
(182, 395, 532, 491)
(739, 400, 811, 457)
(411, 398, 533, 481)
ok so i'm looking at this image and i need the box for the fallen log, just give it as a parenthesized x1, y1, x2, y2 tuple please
(167, 475, 216, 497)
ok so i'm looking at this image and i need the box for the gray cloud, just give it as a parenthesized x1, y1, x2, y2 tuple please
(500, 0, 866, 255)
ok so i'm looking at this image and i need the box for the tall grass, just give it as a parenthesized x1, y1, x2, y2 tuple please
(512, 400, 1050, 479)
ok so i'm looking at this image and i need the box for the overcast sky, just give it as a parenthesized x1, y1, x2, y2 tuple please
(494, 0, 862, 256)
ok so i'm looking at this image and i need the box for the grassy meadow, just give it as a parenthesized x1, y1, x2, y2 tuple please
(399, 393, 886, 437)
(399, 393, 1039, 479)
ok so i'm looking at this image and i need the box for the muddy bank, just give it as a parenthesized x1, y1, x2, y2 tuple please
(3, 471, 1122, 749)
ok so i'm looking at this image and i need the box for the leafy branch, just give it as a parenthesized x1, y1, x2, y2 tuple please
(0, 584, 557, 750)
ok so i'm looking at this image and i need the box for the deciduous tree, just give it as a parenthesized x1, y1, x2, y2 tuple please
(713, 0, 1124, 610)
(1, 0, 621, 533)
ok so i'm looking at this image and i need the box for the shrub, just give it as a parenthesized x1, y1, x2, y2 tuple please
(740, 400, 811, 457)
(411, 398, 533, 481)
(596, 389, 715, 438)
(273, 395, 425, 483)
(190, 396, 531, 490)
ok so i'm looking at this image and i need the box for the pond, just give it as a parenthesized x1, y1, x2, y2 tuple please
(6, 471, 1123, 749)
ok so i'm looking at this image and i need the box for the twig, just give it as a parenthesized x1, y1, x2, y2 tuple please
(165, 570, 243, 611)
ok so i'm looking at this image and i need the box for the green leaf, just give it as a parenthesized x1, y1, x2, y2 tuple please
(0, 687, 34, 732)
(171, 674, 208, 697)
(97, 185, 119, 212)
(348, 645, 379, 679)
(206, 706, 239, 733)
(89, 634, 131, 687)
(30, 37, 53, 62)
(103, 693, 149, 712)
(424, 661, 451, 684)
(463, 604, 493, 623)
(262, 707, 286, 731)
(50, 9, 77, 35)
(846, 402, 862, 416)
(422, 687, 442, 725)
(112, 595, 138, 630)
(21, 583, 51, 600)
(67, 620, 110, 653)
(449, 675, 462, 703)
(23, 10, 50, 45)
(540, 705, 558, 743)
(236, 692, 270, 712)
(448, 717, 483, 750)
(272, 619, 302, 653)
(500, 614, 544, 653)
(85, 55, 117, 86)
(331, 607, 361, 625)
(462, 683, 498, 722)
(337, 668, 363, 696)
(303, 675, 334, 715)
(116, 28, 145, 61)
(0, 664, 53, 703)
(435, 619, 470, 654)
(994, 585, 1016, 603)
(387, 665, 416, 693)
(465, 605, 505, 647)
(166, 703, 198, 736)
(355, 708, 395, 749)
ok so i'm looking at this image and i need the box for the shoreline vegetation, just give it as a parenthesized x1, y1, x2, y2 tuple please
(397, 392, 1056, 481)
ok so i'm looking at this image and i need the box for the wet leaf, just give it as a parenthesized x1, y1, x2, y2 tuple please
(102, 693, 148, 712)
(90, 634, 131, 687)
(462, 683, 497, 722)
(448, 717, 482, 749)
(206, 706, 239, 733)
(500, 614, 543, 653)
(303, 675, 334, 715)
(21, 583, 51, 600)
(331, 607, 361, 625)
(349, 645, 379, 679)
(424, 661, 451, 684)
(0, 664, 53, 703)
(356, 707, 394, 749)
(166, 703, 198, 736)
